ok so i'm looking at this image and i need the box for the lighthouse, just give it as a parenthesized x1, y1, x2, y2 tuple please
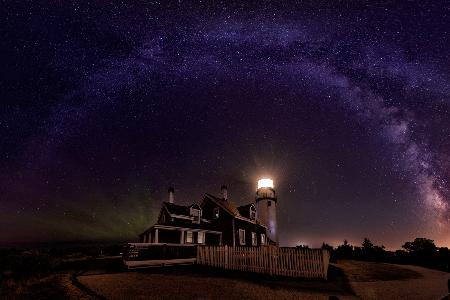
(255, 178, 278, 244)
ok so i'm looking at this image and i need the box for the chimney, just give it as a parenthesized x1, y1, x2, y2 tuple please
(168, 187, 174, 203)
(221, 185, 228, 200)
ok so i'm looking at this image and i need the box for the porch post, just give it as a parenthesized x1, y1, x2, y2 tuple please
(180, 230, 185, 244)
(232, 219, 235, 247)
(155, 229, 159, 243)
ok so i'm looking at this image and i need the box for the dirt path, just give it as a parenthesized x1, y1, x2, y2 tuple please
(338, 260, 450, 300)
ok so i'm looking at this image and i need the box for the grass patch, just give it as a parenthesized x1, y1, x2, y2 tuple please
(337, 260, 423, 282)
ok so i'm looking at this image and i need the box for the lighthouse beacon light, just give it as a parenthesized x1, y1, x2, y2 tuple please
(258, 178, 274, 189)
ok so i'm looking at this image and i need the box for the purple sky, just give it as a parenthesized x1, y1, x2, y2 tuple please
(1, 1, 449, 249)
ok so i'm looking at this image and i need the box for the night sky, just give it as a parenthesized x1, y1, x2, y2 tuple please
(1, 1, 449, 249)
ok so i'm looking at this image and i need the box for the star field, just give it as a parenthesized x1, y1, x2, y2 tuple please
(1, 1, 449, 248)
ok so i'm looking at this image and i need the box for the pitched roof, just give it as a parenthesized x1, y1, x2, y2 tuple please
(202, 194, 266, 227)
(163, 194, 266, 227)
(141, 193, 267, 236)
(163, 202, 191, 216)
(203, 193, 241, 216)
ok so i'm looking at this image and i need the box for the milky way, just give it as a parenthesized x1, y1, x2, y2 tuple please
(1, 2, 449, 247)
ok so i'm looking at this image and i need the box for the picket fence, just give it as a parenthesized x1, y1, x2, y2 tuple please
(197, 245, 330, 279)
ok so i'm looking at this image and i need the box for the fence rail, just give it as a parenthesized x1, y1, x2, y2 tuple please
(197, 245, 330, 279)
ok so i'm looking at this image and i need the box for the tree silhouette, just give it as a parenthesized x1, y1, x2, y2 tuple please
(362, 238, 374, 251)
(402, 238, 437, 256)
(335, 240, 354, 259)
(321, 242, 333, 252)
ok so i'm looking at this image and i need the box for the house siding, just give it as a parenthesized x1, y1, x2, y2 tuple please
(201, 197, 267, 247)
(234, 218, 267, 246)
(201, 198, 235, 246)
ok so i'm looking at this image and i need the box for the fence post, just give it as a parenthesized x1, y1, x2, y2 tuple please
(224, 245, 228, 269)
(269, 246, 273, 276)
(322, 249, 329, 280)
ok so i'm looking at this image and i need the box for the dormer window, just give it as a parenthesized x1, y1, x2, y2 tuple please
(250, 205, 256, 220)
(213, 207, 220, 219)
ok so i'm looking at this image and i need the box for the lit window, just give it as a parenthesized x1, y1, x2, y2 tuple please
(185, 231, 193, 243)
(251, 232, 257, 246)
(190, 208, 201, 224)
(213, 207, 219, 219)
(261, 234, 266, 245)
(239, 229, 246, 245)
(197, 232, 205, 244)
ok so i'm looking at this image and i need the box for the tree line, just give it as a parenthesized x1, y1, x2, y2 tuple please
(317, 237, 449, 272)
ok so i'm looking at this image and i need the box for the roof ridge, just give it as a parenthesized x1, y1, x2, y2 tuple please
(204, 193, 238, 216)
(163, 201, 189, 207)
(205, 192, 239, 205)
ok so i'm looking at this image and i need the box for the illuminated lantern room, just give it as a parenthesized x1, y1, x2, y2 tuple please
(257, 178, 274, 189)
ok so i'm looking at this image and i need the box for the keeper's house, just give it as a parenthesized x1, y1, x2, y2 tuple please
(139, 179, 278, 247)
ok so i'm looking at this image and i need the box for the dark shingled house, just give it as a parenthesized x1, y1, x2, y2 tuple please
(139, 184, 277, 247)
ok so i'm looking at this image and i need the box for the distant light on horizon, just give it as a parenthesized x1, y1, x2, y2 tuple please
(258, 178, 274, 189)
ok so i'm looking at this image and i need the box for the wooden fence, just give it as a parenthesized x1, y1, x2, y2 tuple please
(197, 245, 330, 279)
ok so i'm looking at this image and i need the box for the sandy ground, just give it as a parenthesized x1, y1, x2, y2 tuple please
(76, 261, 450, 300)
(78, 271, 349, 300)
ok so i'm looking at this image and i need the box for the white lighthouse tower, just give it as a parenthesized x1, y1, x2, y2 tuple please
(255, 178, 278, 244)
